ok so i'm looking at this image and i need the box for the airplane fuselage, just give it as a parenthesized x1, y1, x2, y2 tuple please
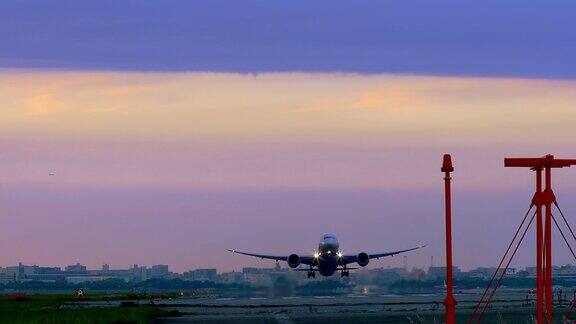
(315, 234, 342, 277)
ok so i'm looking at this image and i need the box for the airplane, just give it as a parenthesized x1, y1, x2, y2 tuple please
(228, 233, 425, 278)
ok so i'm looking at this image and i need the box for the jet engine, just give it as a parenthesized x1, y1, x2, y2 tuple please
(357, 252, 370, 267)
(287, 254, 301, 268)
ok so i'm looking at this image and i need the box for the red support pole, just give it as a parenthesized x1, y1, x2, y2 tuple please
(544, 164, 554, 322)
(442, 154, 456, 324)
(535, 168, 544, 324)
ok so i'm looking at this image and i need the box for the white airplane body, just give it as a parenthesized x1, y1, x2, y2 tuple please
(229, 234, 424, 278)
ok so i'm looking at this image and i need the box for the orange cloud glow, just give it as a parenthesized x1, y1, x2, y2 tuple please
(1, 71, 575, 144)
(1, 70, 575, 190)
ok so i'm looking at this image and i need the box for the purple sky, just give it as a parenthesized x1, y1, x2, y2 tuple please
(2, 183, 576, 272)
(2, 2, 576, 273)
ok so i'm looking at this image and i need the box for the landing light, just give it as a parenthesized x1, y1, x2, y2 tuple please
(337, 252, 343, 258)
(314, 252, 320, 258)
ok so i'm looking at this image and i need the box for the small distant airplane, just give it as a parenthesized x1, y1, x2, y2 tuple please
(228, 233, 425, 278)
(49, 172, 55, 176)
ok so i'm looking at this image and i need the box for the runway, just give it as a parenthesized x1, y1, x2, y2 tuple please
(78, 288, 570, 323)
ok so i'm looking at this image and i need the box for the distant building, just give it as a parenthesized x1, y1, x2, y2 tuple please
(65, 263, 87, 274)
(553, 265, 576, 278)
(408, 268, 426, 280)
(464, 267, 516, 279)
(131, 265, 148, 282)
(97, 268, 133, 282)
(428, 266, 461, 280)
(505, 268, 517, 277)
(34, 266, 62, 274)
(370, 267, 409, 284)
(220, 271, 244, 284)
(242, 267, 276, 286)
(243, 267, 282, 275)
(183, 269, 217, 282)
(27, 266, 65, 282)
(4, 263, 37, 282)
(149, 265, 169, 278)
(0, 268, 17, 283)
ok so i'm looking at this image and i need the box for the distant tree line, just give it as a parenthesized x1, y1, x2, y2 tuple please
(0, 277, 353, 296)
(5, 276, 576, 295)
(0, 278, 253, 292)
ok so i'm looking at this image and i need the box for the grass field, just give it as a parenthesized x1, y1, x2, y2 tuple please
(0, 293, 178, 323)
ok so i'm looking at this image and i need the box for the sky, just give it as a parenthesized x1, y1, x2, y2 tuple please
(1, 1, 576, 272)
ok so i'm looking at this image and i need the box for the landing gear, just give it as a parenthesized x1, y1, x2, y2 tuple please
(307, 270, 316, 279)
(340, 264, 350, 277)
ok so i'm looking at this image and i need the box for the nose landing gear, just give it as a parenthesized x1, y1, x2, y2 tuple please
(307, 270, 316, 278)
(341, 270, 350, 277)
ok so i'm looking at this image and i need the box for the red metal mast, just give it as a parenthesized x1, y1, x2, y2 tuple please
(505, 154, 576, 323)
(442, 154, 456, 324)
(544, 164, 556, 322)
(534, 168, 544, 323)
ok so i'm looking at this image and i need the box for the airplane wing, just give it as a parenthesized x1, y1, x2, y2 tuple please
(341, 245, 425, 265)
(227, 249, 315, 265)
